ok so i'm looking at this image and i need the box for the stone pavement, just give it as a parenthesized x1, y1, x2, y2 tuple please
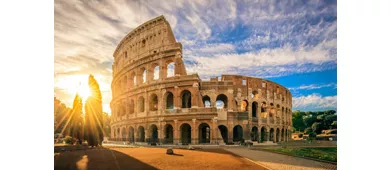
(224, 148, 336, 170)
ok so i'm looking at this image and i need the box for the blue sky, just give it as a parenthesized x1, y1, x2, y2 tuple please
(54, 0, 337, 113)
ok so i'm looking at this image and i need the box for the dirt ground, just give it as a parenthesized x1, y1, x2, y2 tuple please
(54, 147, 266, 170)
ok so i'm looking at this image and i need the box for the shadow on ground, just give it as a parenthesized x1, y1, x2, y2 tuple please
(54, 148, 158, 170)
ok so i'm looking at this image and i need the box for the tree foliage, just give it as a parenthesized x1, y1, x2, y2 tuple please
(292, 110, 337, 134)
(54, 97, 72, 134)
(85, 75, 104, 147)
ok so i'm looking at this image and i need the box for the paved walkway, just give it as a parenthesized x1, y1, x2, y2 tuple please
(224, 148, 336, 170)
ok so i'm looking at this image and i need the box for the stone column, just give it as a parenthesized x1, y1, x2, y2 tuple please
(173, 120, 179, 144)
(192, 119, 197, 144)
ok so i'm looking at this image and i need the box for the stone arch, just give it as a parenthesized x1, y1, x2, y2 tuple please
(138, 96, 145, 112)
(241, 100, 248, 111)
(260, 127, 266, 142)
(129, 99, 135, 114)
(166, 61, 175, 78)
(180, 123, 192, 144)
(117, 128, 120, 138)
(202, 95, 211, 108)
(149, 93, 158, 111)
(233, 125, 243, 142)
(181, 90, 192, 108)
(198, 123, 211, 144)
(217, 125, 228, 143)
(261, 102, 266, 112)
(149, 124, 158, 143)
(252, 90, 259, 99)
(165, 91, 174, 109)
(216, 94, 228, 109)
(138, 126, 145, 142)
(251, 126, 259, 142)
(121, 127, 127, 140)
(269, 128, 275, 142)
(276, 128, 280, 142)
(252, 101, 258, 117)
(130, 72, 136, 86)
(152, 63, 160, 80)
(281, 129, 285, 142)
(129, 126, 135, 143)
(163, 124, 174, 144)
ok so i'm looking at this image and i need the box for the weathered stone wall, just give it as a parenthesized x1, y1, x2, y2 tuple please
(110, 16, 293, 144)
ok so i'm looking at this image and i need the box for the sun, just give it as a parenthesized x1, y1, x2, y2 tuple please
(56, 74, 91, 103)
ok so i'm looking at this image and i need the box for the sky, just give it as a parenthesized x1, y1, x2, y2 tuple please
(54, 0, 337, 114)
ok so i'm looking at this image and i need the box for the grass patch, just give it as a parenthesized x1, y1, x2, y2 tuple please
(258, 147, 337, 162)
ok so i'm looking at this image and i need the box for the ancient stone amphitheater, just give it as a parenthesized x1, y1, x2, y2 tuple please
(110, 16, 292, 145)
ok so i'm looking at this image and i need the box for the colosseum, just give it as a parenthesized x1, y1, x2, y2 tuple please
(110, 16, 293, 145)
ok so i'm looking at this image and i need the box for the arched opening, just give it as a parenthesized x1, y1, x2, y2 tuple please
(261, 102, 266, 112)
(122, 127, 126, 141)
(165, 92, 174, 109)
(252, 90, 259, 99)
(198, 123, 210, 144)
(216, 94, 228, 109)
(276, 104, 280, 117)
(276, 128, 280, 142)
(131, 72, 136, 86)
(117, 128, 120, 139)
(281, 129, 285, 142)
(252, 102, 258, 117)
(202, 95, 211, 108)
(138, 96, 145, 112)
(150, 124, 158, 144)
(251, 126, 259, 142)
(164, 124, 174, 144)
(138, 126, 145, 142)
(180, 123, 191, 145)
(129, 99, 134, 114)
(167, 62, 175, 77)
(241, 100, 248, 111)
(218, 125, 228, 143)
(153, 65, 159, 80)
(129, 127, 135, 143)
(261, 127, 266, 142)
(269, 128, 275, 142)
(149, 94, 158, 111)
(269, 103, 274, 117)
(233, 125, 243, 142)
(142, 68, 147, 83)
(181, 90, 192, 108)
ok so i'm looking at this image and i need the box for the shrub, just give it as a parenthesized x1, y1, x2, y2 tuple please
(63, 136, 73, 144)
(304, 127, 313, 134)
(308, 132, 317, 140)
(298, 134, 303, 138)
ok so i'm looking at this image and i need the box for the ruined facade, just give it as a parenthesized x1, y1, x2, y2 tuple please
(110, 16, 293, 145)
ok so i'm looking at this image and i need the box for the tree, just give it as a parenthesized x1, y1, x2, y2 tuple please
(70, 93, 83, 144)
(292, 111, 306, 132)
(312, 122, 324, 134)
(85, 75, 103, 147)
(304, 127, 313, 134)
(54, 97, 72, 134)
(324, 114, 337, 128)
(102, 112, 111, 137)
(303, 115, 317, 128)
(331, 121, 337, 129)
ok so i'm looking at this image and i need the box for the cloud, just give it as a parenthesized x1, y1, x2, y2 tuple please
(55, 0, 337, 113)
(289, 83, 337, 91)
(293, 94, 337, 111)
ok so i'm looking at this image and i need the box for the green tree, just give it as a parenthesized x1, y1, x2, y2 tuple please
(324, 114, 337, 129)
(312, 122, 324, 134)
(331, 121, 337, 129)
(85, 75, 103, 147)
(303, 115, 317, 128)
(304, 127, 313, 134)
(292, 111, 306, 132)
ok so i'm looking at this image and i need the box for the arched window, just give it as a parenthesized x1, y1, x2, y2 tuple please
(181, 90, 192, 108)
(216, 94, 228, 109)
(129, 99, 134, 114)
(252, 102, 258, 117)
(241, 100, 248, 111)
(138, 96, 145, 112)
(142, 68, 147, 83)
(165, 92, 174, 109)
(130, 72, 136, 86)
(202, 95, 211, 108)
(150, 94, 158, 111)
(167, 62, 175, 77)
(261, 102, 266, 112)
(153, 65, 159, 80)
(252, 90, 259, 99)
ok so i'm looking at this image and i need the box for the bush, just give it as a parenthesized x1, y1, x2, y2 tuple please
(63, 136, 73, 144)
(298, 134, 303, 138)
(308, 132, 317, 140)
(304, 127, 313, 134)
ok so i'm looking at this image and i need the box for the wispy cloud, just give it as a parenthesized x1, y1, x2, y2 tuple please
(289, 83, 337, 91)
(293, 94, 337, 111)
(54, 0, 337, 113)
